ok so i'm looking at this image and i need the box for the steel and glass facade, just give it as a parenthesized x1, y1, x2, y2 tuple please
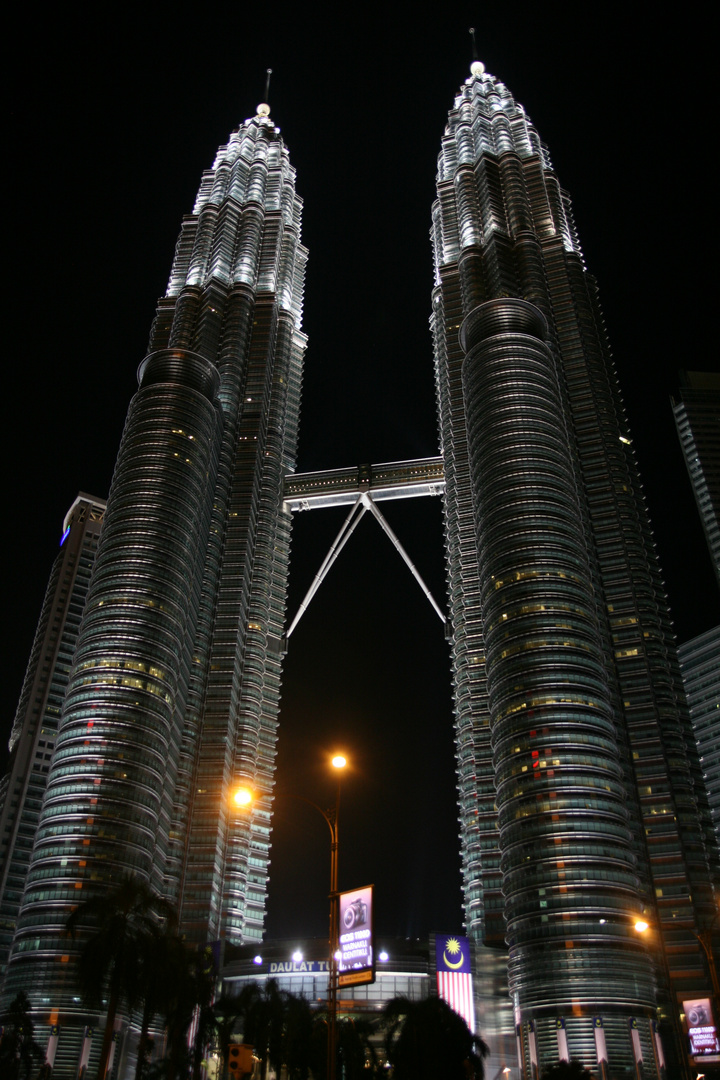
(679, 627, 720, 847)
(0, 495, 105, 981)
(431, 62, 718, 1076)
(672, 371, 720, 591)
(1, 107, 307, 1074)
(2, 62, 718, 1080)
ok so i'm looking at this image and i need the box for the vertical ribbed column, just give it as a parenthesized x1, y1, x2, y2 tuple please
(461, 299, 654, 1016)
(3, 349, 221, 1023)
(0, 496, 105, 979)
(146, 113, 307, 948)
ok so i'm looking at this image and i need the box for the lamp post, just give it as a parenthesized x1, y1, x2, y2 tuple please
(292, 754, 346, 1080)
(692, 911, 720, 1026)
(633, 913, 711, 1080)
(233, 752, 348, 1080)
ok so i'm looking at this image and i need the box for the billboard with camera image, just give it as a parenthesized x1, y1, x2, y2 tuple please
(683, 996, 719, 1056)
(338, 884, 374, 986)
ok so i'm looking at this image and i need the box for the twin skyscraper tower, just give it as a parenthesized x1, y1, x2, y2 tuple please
(1, 60, 717, 1078)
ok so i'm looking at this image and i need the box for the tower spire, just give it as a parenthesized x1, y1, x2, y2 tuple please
(468, 27, 485, 76)
(257, 67, 273, 117)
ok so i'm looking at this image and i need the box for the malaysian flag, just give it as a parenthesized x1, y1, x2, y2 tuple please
(435, 934, 475, 1033)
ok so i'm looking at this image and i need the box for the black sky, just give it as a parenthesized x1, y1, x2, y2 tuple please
(3, 6, 718, 945)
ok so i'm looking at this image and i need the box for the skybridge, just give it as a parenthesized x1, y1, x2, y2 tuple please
(280, 457, 447, 646)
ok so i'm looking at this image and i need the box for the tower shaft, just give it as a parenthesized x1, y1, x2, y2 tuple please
(432, 64, 717, 1076)
(2, 110, 307, 1069)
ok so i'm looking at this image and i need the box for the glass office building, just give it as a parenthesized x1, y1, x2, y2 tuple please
(0, 495, 105, 981)
(672, 371, 720, 591)
(431, 61, 718, 1076)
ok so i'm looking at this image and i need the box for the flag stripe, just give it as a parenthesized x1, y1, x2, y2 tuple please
(437, 971, 475, 1033)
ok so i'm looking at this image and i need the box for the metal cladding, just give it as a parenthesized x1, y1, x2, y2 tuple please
(0, 497, 105, 981)
(461, 297, 652, 1011)
(432, 64, 718, 1073)
(2, 108, 307, 1063)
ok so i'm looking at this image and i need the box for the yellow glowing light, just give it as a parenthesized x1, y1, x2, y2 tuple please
(331, 755, 347, 770)
(634, 919, 649, 933)
(233, 787, 253, 807)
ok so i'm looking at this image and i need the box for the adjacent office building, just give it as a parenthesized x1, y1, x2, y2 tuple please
(674, 373, 720, 848)
(672, 371, 720, 590)
(1, 61, 718, 1080)
(679, 627, 720, 847)
(0, 495, 105, 979)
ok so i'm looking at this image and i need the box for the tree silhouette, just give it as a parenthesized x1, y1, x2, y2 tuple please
(154, 936, 214, 1080)
(238, 979, 291, 1079)
(0, 992, 46, 1080)
(66, 873, 175, 1080)
(337, 1015, 379, 1080)
(209, 981, 317, 1080)
(541, 1062, 592, 1080)
(207, 991, 248, 1080)
(383, 995, 488, 1080)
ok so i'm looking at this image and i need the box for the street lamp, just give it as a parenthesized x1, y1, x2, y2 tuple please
(631, 911, 720, 1080)
(692, 911, 720, 1024)
(325, 753, 347, 1080)
(231, 752, 348, 1080)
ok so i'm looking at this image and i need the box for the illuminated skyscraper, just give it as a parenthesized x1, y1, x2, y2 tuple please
(679, 627, 720, 847)
(672, 370, 720, 591)
(0, 495, 105, 980)
(2, 56, 718, 1080)
(674, 373, 720, 849)
(431, 60, 718, 1076)
(2, 103, 306, 1073)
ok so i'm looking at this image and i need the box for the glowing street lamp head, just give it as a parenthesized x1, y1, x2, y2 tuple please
(634, 919, 649, 933)
(331, 754, 347, 770)
(233, 786, 253, 808)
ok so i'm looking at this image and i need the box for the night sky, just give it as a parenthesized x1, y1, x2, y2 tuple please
(4, 7, 717, 947)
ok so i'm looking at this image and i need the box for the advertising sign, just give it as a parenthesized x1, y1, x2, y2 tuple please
(684, 997, 719, 1056)
(338, 884, 374, 986)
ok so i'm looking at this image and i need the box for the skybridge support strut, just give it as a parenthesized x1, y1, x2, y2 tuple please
(283, 458, 448, 643)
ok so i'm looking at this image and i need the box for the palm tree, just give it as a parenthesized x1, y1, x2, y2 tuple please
(209, 990, 252, 1080)
(210, 981, 316, 1080)
(66, 873, 175, 1080)
(541, 1062, 593, 1080)
(279, 991, 314, 1080)
(383, 995, 488, 1080)
(238, 979, 290, 1080)
(157, 935, 214, 1080)
(337, 1015, 379, 1080)
(134, 926, 181, 1080)
(0, 991, 46, 1080)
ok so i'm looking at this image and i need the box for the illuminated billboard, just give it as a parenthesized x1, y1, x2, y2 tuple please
(684, 997, 719, 1057)
(338, 884, 374, 987)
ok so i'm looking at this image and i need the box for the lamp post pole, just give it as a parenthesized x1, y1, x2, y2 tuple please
(267, 754, 347, 1080)
(233, 756, 347, 1080)
(692, 912, 720, 1024)
(327, 777, 341, 1080)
